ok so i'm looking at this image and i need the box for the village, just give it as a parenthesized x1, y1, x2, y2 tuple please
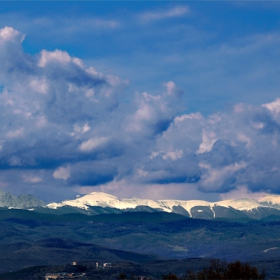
(44, 261, 155, 280)
(45, 261, 109, 280)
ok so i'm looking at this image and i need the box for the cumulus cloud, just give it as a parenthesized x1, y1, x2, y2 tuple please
(262, 98, 280, 119)
(53, 166, 70, 180)
(164, 81, 184, 97)
(0, 26, 24, 42)
(1, 26, 280, 201)
(196, 129, 217, 154)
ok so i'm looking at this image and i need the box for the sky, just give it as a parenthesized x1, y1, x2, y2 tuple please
(0, 1, 280, 202)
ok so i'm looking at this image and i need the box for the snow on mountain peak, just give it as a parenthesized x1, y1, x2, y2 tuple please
(46, 191, 271, 215)
(79, 192, 118, 202)
(215, 198, 265, 211)
(47, 192, 119, 210)
(259, 195, 280, 205)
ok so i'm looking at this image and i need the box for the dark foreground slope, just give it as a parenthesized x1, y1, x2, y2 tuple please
(0, 238, 158, 274)
(1, 258, 279, 280)
(1, 209, 280, 276)
(0, 259, 215, 280)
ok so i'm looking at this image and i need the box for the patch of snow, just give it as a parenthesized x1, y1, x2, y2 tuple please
(47, 203, 59, 209)
(210, 206, 215, 218)
(158, 200, 212, 217)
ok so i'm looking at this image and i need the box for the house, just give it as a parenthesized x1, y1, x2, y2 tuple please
(103, 262, 112, 267)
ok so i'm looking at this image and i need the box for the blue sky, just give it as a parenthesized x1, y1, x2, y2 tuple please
(0, 2, 280, 202)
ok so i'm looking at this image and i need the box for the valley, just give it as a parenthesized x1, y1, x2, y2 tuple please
(0, 210, 280, 278)
(1, 191, 280, 278)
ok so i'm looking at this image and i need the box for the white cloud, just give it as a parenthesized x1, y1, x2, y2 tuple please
(165, 81, 176, 95)
(140, 6, 189, 23)
(162, 149, 183, 161)
(199, 162, 247, 191)
(1, 26, 280, 200)
(262, 98, 280, 115)
(149, 149, 183, 161)
(38, 49, 78, 67)
(53, 167, 70, 180)
(125, 92, 162, 132)
(196, 129, 217, 154)
(29, 78, 48, 94)
(23, 175, 42, 183)
(82, 123, 90, 133)
(174, 113, 203, 124)
(36, 116, 47, 128)
(6, 128, 24, 138)
(79, 137, 108, 152)
(91, 18, 119, 29)
(220, 185, 268, 201)
(71, 123, 91, 137)
(164, 81, 184, 97)
(0, 26, 24, 43)
(237, 133, 251, 146)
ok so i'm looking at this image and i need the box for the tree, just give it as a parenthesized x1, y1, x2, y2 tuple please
(118, 272, 127, 279)
(186, 259, 265, 279)
(162, 272, 179, 279)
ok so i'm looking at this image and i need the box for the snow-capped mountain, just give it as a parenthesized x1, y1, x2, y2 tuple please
(0, 190, 45, 209)
(46, 191, 280, 220)
(2, 188, 280, 220)
(259, 195, 280, 208)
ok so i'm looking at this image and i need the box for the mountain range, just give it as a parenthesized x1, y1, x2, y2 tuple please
(2, 190, 280, 277)
(0, 190, 45, 209)
(2, 189, 280, 220)
(45, 192, 280, 220)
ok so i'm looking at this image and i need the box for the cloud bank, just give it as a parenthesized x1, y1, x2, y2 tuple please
(0, 26, 280, 202)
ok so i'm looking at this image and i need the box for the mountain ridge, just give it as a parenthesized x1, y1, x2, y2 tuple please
(2, 190, 280, 220)
(0, 190, 45, 209)
(46, 191, 280, 220)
